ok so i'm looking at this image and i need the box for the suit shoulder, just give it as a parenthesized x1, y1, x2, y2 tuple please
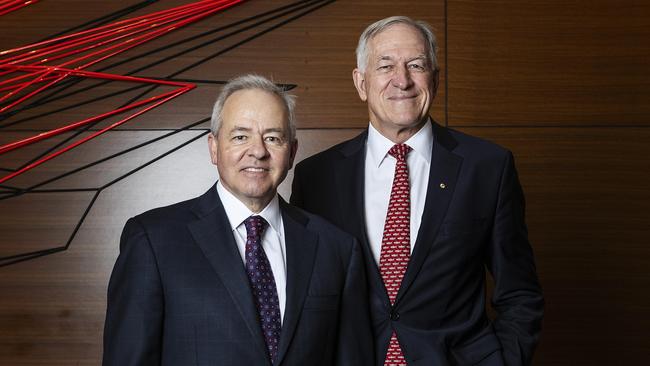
(129, 195, 200, 229)
(294, 145, 339, 170)
(295, 131, 365, 170)
(446, 127, 511, 162)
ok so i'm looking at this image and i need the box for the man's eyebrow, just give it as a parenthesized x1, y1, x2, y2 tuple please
(408, 55, 428, 62)
(228, 126, 287, 135)
(228, 126, 251, 133)
(377, 55, 394, 62)
(263, 128, 286, 135)
(376, 54, 428, 63)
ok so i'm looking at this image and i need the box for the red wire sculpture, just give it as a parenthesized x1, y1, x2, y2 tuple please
(0, 0, 244, 184)
(0, 0, 38, 17)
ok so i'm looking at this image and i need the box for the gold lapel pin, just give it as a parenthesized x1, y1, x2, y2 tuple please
(439, 183, 446, 189)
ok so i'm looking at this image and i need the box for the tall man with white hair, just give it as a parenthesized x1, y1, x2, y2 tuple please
(104, 74, 374, 366)
(292, 17, 544, 365)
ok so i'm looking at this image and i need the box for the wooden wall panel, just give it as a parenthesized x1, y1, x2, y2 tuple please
(447, 0, 650, 126)
(459, 127, 650, 364)
(446, 1, 650, 362)
(2, 0, 650, 365)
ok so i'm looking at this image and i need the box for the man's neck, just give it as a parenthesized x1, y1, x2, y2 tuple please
(370, 119, 428, 144)
(218, 181, 275, 214)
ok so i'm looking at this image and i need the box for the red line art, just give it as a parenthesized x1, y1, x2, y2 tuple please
(0, 0, 245, 183)
(0, 65, 195, 184)
(0, 0, 38, 17)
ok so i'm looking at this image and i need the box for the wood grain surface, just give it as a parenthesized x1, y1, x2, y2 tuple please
(1, 0, 649, 365)
(447, 0, 650, 126)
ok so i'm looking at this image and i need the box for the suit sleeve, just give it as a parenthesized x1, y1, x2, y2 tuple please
(336, 237, 375, 366)
(103, 217, 164, 366)
(487, 151, 544, 365)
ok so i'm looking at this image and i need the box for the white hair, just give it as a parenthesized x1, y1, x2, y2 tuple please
(355, 16, 439, 72)
(210, 74, 296, 140)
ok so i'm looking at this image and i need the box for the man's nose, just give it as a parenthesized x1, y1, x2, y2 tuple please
(391, 65, 413, 90)
(248, 136, 270, 159)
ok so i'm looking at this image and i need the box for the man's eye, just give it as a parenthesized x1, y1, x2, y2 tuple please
(408, 63, 426, 71)
(232, 135, 247, 141)
(377, 65, 392, 71)
(265, 136, 282, 143)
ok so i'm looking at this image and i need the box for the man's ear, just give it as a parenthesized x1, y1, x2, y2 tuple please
(352, 68, 368, 102)
(208, 133, 218, 166)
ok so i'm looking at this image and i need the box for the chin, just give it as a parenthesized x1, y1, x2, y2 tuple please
(393, 117, 423, 128)
(244, 185, 274, 200)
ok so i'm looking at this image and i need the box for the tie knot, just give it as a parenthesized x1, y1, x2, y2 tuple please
(244, 215, 268, 239)
(388, 143, 412, 162)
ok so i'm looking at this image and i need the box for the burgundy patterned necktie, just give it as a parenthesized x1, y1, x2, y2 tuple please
(244, 215, 281, 364)
(379, 143, 412, 366)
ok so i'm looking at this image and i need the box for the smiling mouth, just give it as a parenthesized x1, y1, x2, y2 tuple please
(388, 95, 417, 100)
(242, 167, 269, 173)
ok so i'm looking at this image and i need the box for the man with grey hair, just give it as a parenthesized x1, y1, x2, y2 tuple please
(104, 74, 374, 365)
(292, 17, 544, 365)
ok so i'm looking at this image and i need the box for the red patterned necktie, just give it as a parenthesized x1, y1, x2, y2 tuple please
(379, 143, 412, 366)
(244, 215, 281, 364)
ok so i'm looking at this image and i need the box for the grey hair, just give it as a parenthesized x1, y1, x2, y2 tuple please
(355, 16, 439, 72)
(210, 74, 296, 140)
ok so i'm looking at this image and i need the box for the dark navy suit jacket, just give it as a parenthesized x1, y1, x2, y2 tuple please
(291, 121, 544, 365)
(103, 185, 374, 365)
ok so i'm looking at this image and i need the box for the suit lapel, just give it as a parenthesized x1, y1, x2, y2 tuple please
(395, 122, 463, 305)
(335, 131, 390, 304)
(274, 199, 318, 366)
(187, 186, 270, 364)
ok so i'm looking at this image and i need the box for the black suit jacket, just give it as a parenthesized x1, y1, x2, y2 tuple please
(291, 121, 543, 366)
(103, 185, 374, 366)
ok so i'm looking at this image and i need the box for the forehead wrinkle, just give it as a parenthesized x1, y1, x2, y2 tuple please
(369, 26, 429, 56)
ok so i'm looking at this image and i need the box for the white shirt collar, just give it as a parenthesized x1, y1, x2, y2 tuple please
(366, 118, 433, 168)
(216, 181, 283, 238)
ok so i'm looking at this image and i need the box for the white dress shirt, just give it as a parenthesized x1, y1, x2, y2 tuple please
(216, 181, 287, 322)
(364, 120, 433, 265)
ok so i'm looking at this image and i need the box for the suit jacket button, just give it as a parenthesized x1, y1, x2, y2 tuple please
(390, 309, 400, 321)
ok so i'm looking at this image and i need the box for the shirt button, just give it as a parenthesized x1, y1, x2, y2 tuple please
(390, 309, 400, 321)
